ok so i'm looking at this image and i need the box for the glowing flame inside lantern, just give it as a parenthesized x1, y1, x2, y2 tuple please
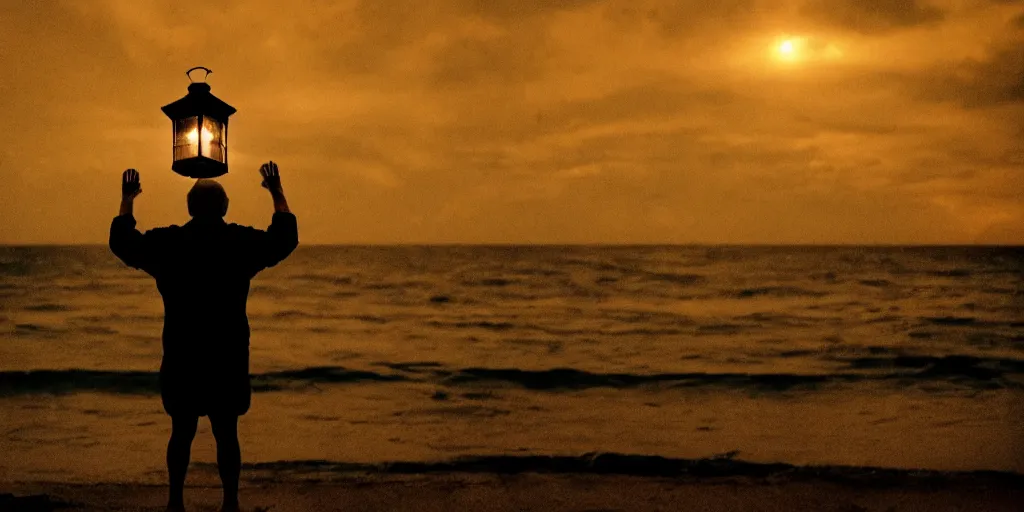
(186, 127, 214, 146)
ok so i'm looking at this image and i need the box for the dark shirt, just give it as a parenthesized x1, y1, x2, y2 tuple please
(109, 212, 298, 415)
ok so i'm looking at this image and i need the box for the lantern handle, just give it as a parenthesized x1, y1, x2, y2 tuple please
(186, 67, 213, 83)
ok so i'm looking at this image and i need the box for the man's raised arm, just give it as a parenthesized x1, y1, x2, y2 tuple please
(109, 168, 152, 270)
(261, 161, 291, 214)
(253, 161, 298, 270)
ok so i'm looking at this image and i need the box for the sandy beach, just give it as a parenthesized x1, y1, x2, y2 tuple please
(5, 454, 1024, 511)
(5, 469, 1024, 512)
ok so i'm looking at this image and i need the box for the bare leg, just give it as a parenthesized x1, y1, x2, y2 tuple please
(167, 415, 199, 511)
(210, 414, 241, 512)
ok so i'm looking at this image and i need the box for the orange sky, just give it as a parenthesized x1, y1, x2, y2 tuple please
(1, 0, 1022, 244)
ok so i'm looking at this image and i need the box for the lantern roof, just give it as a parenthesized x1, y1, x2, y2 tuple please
(160, 68, 237, 121)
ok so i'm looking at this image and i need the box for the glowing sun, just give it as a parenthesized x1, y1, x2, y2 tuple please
(776, 38, 800, 60)
(771, 35, 844, 64)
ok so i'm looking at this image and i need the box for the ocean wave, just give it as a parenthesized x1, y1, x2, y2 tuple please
(440, 367, 851, 391)
(72, 313, 164, 323)
(12, 323, 67, 336)
(424, 320, 697, 337)
(695, 324, 747, 335)
(808, 271, 841, 282)
(555, 258, 632, 273)
(640, 272, 706, 286)
(864, 314, 903, 324)
(836, 355, 1024, 381)
(0, 367, 411, 396)
(460, 278, 520, 287)
(921, 316, 976, 326)
(373, 361, 445, 373)
(552, 258, 709, 287)
(731, 286, 829, 299)
(0, 370, 159, 396)
(597, 309, 695, 325)
(286, 273, 355, 286)
(351, 315, 389, 324)
(394, 404, 511, 418)
(360, 282, 417, 290)
(213, 453, 1024, 484)
(735, 312, 837, 327)
(264, 357, 1013, 391)
(3, 355, 1022, 397)
(57, 282, 121, 292)
(593, 327, 692, 336)
(980, 286, 1019, 294)
(926, 269, 972, 278)
(22, 303, 74, 312)
(509, 267, 566, 277)
(271, 310, 345, 320)
(426, 320, 517, 331)
(78, 325, 119, 335)
(858, 279, 893, 287)
(0, 261, 34, 276)
(254, 367, 410, 391)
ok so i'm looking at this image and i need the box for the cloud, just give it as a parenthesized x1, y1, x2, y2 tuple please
(801, 0, 945, 33)
(910, 42, 1024, 107)
(427, 28, 551, 86)
(1, 0, 1022, 243)
(602, 0, 760, 36)
(455, 0, 604, 19)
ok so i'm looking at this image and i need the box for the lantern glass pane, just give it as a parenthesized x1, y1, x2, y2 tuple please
(201, 117, 226, 163)
(173, 117, 199, 160)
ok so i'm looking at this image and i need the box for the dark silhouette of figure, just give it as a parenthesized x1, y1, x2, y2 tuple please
(109, 163, 298, 512)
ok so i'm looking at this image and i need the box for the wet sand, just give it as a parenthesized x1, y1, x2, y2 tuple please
(5, 472, 1024, 512)
(4, 459, 1023, 512)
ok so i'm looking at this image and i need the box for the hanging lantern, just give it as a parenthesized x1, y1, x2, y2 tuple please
(161, 67, 237, 178)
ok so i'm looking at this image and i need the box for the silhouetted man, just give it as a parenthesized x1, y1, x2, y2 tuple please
(109, 162, 298, 512)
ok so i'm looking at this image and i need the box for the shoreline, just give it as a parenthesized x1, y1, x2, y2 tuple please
(5, 471, 1023, 512)
(4, 455, 1024, 511)
(8, 453, 1024, 486)
(231, 453, 1024, 486)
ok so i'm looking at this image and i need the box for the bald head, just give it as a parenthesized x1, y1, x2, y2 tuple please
(187, 179, 229, 218)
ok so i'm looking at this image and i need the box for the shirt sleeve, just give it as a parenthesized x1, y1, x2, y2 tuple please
(246, 212, 299, 274)
(109, 214, 159, 274)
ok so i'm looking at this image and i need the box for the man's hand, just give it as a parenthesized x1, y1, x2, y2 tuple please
(259, 161, 291, 213)
(260, 161, 282, 192)
(119, 169, 141, 217)
(122, 169, 142, 200)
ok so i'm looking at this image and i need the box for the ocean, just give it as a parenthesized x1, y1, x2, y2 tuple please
(1, 245, 1022, 484)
